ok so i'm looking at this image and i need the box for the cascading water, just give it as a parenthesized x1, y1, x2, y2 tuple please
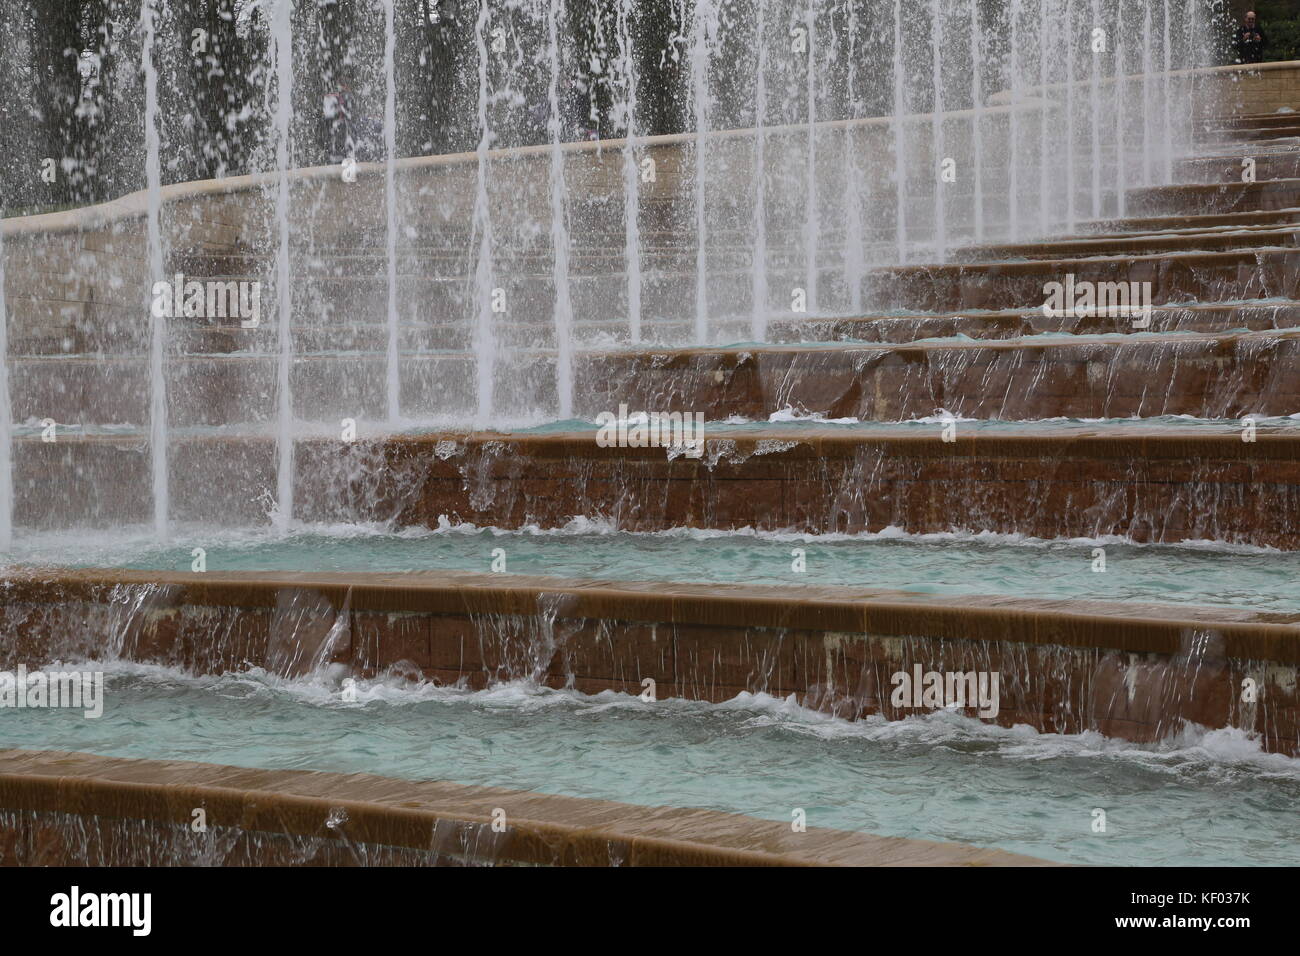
(272, 0, 295, 530)
(1037, 0, 1051, 235)
(616, 0, 642, 344)
(547, 0, 575, 419)
(930, 0, 945, 260)
(891, 0, 907, 263)
(382, 0, 400, 423)
(1142, 1, 1155, 185)
(471, 0, 496, 424)
(1170, 0, 1180, 183)
(142, 0, 167, 540)
(751, 0, 769, 338)
(970, 0, 984, 242)
(0, 219, 10, 553)
(1115, 24, 1127, 219)
(1065, 0, 1077, 231)
(690, 0, 712, 345)
(1088, 0, 1102, 219)
(843, 0, 864, 314)
(0, 0, 1222, 544)
(803, 2, 818, 310)
(1006, 0, 1020, 239)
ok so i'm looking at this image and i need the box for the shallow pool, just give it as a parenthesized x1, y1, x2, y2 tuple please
(10, 524, 1299, 614)
(1, 663, 1294, 866)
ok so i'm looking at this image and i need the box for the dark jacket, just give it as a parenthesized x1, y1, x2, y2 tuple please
(1237, 25, 1267, 64)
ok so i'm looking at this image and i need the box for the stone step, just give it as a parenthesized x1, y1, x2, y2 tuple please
(954, 225, 1300, 261)
(782, 301, 1300, 342)
(9, 428, 1299, 549)
(168, 299, 1300, 353)
(581, 331, 1300, 422)
(1176, 153, 1300, 183)
(2, 569, 1295, 755)
(14, 323, 1300, 426)
(863, 248, 1300, 313)
(1125, 178, 1300, 217)
(1202, 112, 1300, 131)
(1080, 207, 1300, 235)
(0, 749, 1010, 865)
(1201, 124, 1300, 142)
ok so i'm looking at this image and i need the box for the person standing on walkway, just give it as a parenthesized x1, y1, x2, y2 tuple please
(1237, 11, 1267, 64)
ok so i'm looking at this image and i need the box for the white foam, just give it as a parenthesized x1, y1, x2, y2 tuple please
(767, 405, 859, 425)
(79, 663, 1300, 776)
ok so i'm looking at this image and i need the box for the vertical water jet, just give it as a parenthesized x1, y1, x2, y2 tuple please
(382, 0, 400, 423)
(843, 0, 864, 313)
(1142, 1, 1154, 185)
(1065, 0, 1077, 232)
(1115, 20, 1127, 219)
(751, 0, 769, 338)
(690, 0, 711, 344)
(970, 0, 984, 242)
(1007, 0, 1020, 240)
(930, 0, 945, 260)
(272, 0, 295, 530)
(547, 0, 574, 417)
(803, 1, 817, 310)
(1170, 0, 1180, 183)
(1089, 0, 1102, 219)
(0, 217, 11, 552)
(892, 0, 907, 263)
(142, 0, 168, 540)
(471, 0, 496, 423)
(616, 0, 641, 343)
(1038, 0, 1051, 235)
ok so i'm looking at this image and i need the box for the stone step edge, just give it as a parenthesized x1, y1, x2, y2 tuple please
(17, 324, 1300, 364)
(872, 243, 1299, 279)
(0, 750, 1052, 867)
(9, 426, 1300, 450)
(6, 567, 1298, 665)
(12, 428, 1300, 457)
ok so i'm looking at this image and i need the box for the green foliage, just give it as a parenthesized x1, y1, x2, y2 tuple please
(1235, 1, 1300, 61)
(1260, 17, 1300, 61)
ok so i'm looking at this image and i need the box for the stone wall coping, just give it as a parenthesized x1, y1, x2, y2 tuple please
(9, 59, 1286, 245)
(987, 57, 1300, 105)
(9, 426, 1300, 459)
(0, 749, 1053, 866)
(5, 567, 1298, 663)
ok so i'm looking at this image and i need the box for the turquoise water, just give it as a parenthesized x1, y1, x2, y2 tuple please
(0, 664, 1294, 866)
(11, 525, 1300, 614)
(14, 413, 1298, 439)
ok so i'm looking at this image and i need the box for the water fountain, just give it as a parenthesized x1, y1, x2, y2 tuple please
(930, 0, 946, 260)
(751, 0, 770, 337)
(690, 0, 712, 345)
(891, 0, 907, 262)
(3, 0, 1296, 871)
(616, 0, 642, 343)
(142, 0, 167, 540)
(0, 0, 1246, 548)
(0, 218, 9, 553)
(471, 0, 496, 423)
(802, 2, 818, 309)
(382, 0, 401, 423)
(272, 0, 295, 529)
(547, 0, 575, 418)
